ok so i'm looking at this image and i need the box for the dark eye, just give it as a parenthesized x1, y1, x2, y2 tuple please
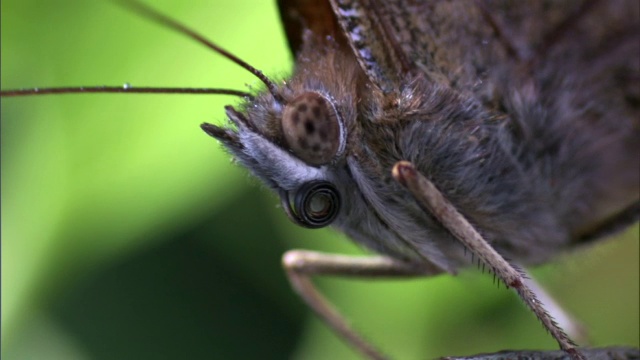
(282, 180, 340, 228)
(281, 92, 345, 166)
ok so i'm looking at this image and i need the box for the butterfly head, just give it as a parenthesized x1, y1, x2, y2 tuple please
(201, 75, 353, 229)
(199, 36, 440, 265)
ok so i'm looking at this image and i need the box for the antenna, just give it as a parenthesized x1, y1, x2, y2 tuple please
(1, 0, 279, 102)
(1, 86, 252, 98)
(115, 0, 283, 102)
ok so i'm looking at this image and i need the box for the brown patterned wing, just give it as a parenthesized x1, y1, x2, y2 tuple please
(377, 0, 639, 105)
(277, 0, 342, 57)
(279, 0, 510, 93)
(278, 0, 639, 121)
(277, 0, 417, 93)
(276, 0, 512, 96)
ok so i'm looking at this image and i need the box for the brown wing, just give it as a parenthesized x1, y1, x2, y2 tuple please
(278, 0, 508, 92)
(278, 0, 417, 93)
(276, 0, 511, 95)
(338, 0, 518, 100)
(277, 0, 342, 56)
(279, 1, 638, 105)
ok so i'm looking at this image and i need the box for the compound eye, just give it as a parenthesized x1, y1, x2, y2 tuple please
(281, 92, 343, 166)
(292, 181, 340, 228)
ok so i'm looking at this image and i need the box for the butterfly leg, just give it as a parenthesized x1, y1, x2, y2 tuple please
(282, 250, 444, 360)
(391, 161, 585, 360)
(523, 272, 589, 344)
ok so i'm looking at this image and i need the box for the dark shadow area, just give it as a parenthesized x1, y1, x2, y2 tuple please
(51, 187, 305, 359)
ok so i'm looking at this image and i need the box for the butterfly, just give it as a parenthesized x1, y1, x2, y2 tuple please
(202, 0, 639, 358)
(1, 0, 638, 359)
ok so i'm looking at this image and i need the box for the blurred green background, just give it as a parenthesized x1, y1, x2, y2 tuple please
(1, 1, 638, 359)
